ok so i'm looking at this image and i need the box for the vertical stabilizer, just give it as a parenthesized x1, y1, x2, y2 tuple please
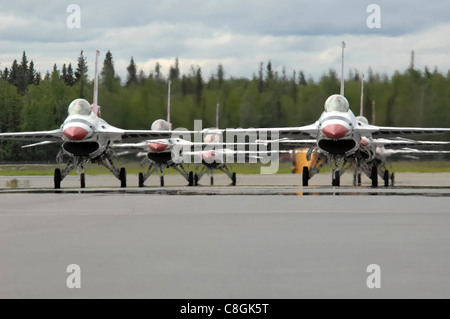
(340, 41, 346, 96)
(216, 102, 219, 129)
(360, 74, 364, 116)
(91, 50, 101, 116)
(167, 80, 172, 130)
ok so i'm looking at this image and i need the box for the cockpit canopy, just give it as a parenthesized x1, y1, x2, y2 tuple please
(151, 119, 171, 131)
(68, 99, 92, 116)
(324, 94, 350, 113)
(204, 132, 222, 143)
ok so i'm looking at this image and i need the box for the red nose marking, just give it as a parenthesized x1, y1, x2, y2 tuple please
(148, 142, 168, 152)
(360, 137, 369, 147)
(202, 151, 215, 161)
(321, 124, 349, 139)
(63, 126, 89, 140)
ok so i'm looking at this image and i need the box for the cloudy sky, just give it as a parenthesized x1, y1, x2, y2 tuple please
(1, 0, 450, 82)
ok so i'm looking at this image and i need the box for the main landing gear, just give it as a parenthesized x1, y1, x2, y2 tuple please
(137, 162, 194, 187)
(53, 154, 126, 189)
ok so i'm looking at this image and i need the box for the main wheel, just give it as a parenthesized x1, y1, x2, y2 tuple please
(188, 171, 194, 186)
(357, 173, 362, 186)
(138, 172, 144, 187)
(210, 176, 214, 186)
(80, 173, 85, 188)
(353, 172, 357, 186)
(194, 173, 199, 186)
(231, 172, 236, 186)
(334, 170, 340, 187)
(390, 173, 395, 187)
(160, 175, 164, 187)
(119, 167, 126, 188)
(54, 168, 62, 189)
(384, 170, 389, 187)
(302, 166, 309, 186)
(371, 166, 378, 187)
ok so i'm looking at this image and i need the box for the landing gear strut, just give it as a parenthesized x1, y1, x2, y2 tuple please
(302, 166, 309, 186)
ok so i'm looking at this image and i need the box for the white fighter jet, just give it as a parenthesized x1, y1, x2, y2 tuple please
(0, 51, 180, 188)
(219, 43, 450, 187)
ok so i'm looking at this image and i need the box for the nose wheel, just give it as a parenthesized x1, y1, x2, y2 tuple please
(54, 168, 62, 189)
(188, 171, 194, 186)
(332, 170, 340, 186)
(119, 167, 126, 188)
(371, 166, 378, 187)
(302, 166, 309, 186)
(80, 173, 85, 188)
(231, 172, 236, 186)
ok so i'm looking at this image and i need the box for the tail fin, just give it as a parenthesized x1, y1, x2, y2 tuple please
(360, 74, 364, 116)
(167, 80, 172, 130)
(91, 50, 101, 117)
(340, 41, 345, 96)
(216, 102, 219, 129)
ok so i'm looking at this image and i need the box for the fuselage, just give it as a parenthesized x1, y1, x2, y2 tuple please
(313, 95, 363, 157)
(59, 99, 121, 158)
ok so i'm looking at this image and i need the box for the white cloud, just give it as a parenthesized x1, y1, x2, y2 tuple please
(1, 1, 450, 83)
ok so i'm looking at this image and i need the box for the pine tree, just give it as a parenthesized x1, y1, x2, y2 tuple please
(28, 60, 37, 85)
(2, 68, 9, 80)
(8, 59, 19, 87)
(51, 64, 59, 80)
(299, 71, 307, 86)
(75, 50, 88, 97)
(195, 66, 203, 106)
(67, 63, 75, 86)
(217, 64, 224, 87)
(18, 51, 29, 93)
(126, 57, 137, 86)
(154, 62, 162, 82)
(34, 72, 41, 85)
(258, 62, 264, 93)
(169, 57, 180, 81)
(101, 50, 116, 90)
(61, 63, 67, 83)
(266, 60, 274, 83)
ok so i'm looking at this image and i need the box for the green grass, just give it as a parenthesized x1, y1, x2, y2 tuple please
(0, 160, 449, 176)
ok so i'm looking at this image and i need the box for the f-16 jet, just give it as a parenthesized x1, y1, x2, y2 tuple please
(0, 51, 179, 188)
(219, 42, 450, 187)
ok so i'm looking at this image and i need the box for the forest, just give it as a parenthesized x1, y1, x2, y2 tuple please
(1, 50, 450, 162)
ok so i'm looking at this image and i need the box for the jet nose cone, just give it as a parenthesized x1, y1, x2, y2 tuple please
(63, 126, 90, 140)
(321, 124, 349, 139)
(202, 151, 215, 161)
(148, 142, 168, 152)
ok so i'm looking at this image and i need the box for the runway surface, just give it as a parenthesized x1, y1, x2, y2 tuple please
(1, 173, 450, 298)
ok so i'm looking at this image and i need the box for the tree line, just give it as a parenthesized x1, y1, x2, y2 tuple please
(1, 50, 450, 162)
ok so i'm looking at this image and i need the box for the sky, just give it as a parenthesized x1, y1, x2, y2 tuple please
(1, 0, 450, 83)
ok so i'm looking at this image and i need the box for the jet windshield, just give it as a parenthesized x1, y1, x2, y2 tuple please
(204, 130, 222, 143)
(68, 99, 92, 116)
(151, 119, 170, 131)
(324, 95, 350, 112)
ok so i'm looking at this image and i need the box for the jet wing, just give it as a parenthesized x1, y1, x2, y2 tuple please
(0, 129, 62, 142)
(120, 130, 205, 142)
(358, 124, 450, 137)
(381, 148, 450, 156)
(373, 137, 450, 147)
(222, 124, 319, 139)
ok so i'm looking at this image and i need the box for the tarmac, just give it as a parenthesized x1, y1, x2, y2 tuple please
(1, 173, 450, 298)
